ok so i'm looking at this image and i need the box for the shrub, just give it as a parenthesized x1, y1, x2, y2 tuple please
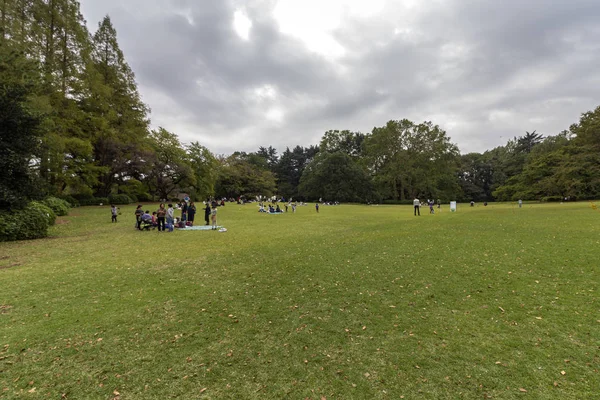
(59, 195, 80, 207)
(541, 196, 564, 202)
(108, 194, 132, 205)
(29, 201, 57, 225)
(136, 192, 152, 202)
(43, 197, 70, 216)
(0, 202, 53, 241)
(79, 197, 109, 206)
(381, 199, 417, 205)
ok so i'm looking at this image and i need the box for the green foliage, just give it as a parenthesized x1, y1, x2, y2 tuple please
(299, 152, 373, 202)
(42, 196, 70, 216)
(58, 194, 80, 207)
(107, 194, 132, 205)
(363, 119, 461, 201)
(215, 153, 277, 198)
(0, 202, 53, 241)
(0, 43, 44, 209)
(29, 201, 57, 226)
(77, 197, 109, 206)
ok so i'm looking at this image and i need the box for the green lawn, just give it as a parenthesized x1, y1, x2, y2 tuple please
(1, 202, 599, 399)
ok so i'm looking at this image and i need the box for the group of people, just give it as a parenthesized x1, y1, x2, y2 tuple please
(258, 202, 301, 213)
(413, 198, 441, 216)
(132, 200, 219, 231)
(134, 203, 175, 231)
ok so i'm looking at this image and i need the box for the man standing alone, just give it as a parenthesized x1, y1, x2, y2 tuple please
(413, 197, 421, 216)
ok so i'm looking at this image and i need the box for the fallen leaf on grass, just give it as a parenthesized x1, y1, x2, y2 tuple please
(28, 388, 36, 393)
(560, 371, 566, 375)
(113, 390, 120, 396)
(200, 387, 207, 393)
(519, 388, 527, 392)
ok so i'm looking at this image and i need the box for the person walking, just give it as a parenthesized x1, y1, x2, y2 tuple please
(315, 203, 319, 213)
(413, 197, 421, 216)
(156, 203, 167, 231)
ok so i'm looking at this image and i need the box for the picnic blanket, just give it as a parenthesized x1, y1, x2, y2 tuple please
(179, 225, 223, 231)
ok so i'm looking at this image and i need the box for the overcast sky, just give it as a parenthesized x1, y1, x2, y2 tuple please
(79, 0, 600, 155)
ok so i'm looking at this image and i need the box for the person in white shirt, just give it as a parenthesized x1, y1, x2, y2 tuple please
(413, 198, 421, 216)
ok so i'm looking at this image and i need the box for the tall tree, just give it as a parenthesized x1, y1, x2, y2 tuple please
(363, 119, 460, 201)
(86, 15, 150, 196)
(145, 128, 194, 200)
(299, 152, 373, 202)
(187, 142, 219, 201)
(0, 44, 44, 209)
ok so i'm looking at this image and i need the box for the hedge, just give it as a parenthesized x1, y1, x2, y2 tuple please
(0, 202, 55, 242)
(108, 194, 133, 205)
(78, 197, 109, 206)
(58, 195, 80, 207)
(43, 197, 70, 216)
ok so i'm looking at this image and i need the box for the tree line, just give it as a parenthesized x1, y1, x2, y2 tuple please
(2, 0, 600, 212)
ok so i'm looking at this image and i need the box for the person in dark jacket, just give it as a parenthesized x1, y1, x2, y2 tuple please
(187, 202, 197, 226)
(204, 203, 211, 225)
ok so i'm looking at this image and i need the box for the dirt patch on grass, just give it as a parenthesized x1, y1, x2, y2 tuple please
(55, 218, 71, 225)
(0, 305, 13, 313)
(0, 263, 21, 270)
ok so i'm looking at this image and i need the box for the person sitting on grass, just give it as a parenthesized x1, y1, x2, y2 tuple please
(151, 211, 158, 227)
(141, 210, 152, 224)
(268, 204, 275, 213)
(276, 204, 282, 213)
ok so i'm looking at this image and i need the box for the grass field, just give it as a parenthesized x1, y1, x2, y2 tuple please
(1, 201, 599, 399)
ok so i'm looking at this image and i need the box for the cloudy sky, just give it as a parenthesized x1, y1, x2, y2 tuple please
(79, 0, 600, 155)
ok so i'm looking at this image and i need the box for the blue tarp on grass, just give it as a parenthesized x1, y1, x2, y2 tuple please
(178, 225, 223, 231)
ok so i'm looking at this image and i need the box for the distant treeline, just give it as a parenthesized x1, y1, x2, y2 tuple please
(2, 0, 599, 211)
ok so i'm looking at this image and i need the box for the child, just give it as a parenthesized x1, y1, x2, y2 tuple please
(111, 204, 118, 223)
(211, 206, 218, 230)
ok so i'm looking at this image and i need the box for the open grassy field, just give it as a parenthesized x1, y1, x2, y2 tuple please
(1, 201, 598, 399)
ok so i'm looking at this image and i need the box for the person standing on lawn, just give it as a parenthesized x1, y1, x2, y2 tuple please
(134, 205, 144, 230)
(166, 204, 175, 231)
(156, 203, 167, 231)
(111, 205, 118, 223)
(181, 201, 188, 222)
(187, 201, 197, 226)
(413, 197, 421, 216)
(204, 202, 211, 225)
(211, 206, 218, 230)
(315, 203, 319, 213)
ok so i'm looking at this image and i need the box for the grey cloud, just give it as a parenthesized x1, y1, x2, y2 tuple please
(79, 0, 600, 154)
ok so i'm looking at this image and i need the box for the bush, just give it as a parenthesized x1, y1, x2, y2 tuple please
(79, 197, 109, 206)
(541, 196, 564, 202)
(108, 194, 132, 205)
(43, 196, 70, 216)
(58, 195, 79, 207)
(136, 192, 152, 202)
(381, 199, 417, 205)
(0, 202, 54, 241)
(29, 201, 57, 225)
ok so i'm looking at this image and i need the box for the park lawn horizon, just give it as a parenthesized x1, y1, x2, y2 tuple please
(0, 202, 598, 399)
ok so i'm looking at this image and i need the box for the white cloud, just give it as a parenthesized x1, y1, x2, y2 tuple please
(233, 9, 252, 40)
